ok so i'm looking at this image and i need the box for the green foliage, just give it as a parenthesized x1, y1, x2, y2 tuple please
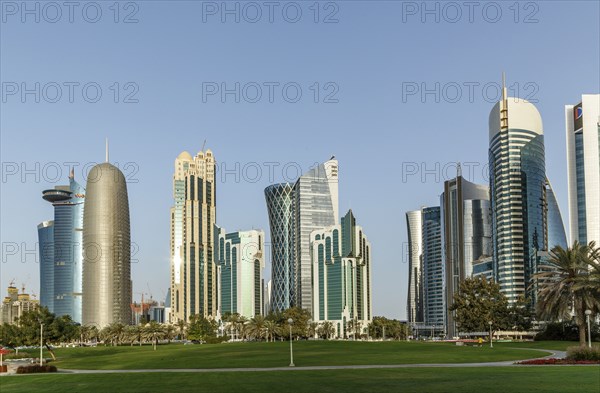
(449, 277, 510, 333)
(535, 321, 600, 342)
(367, 317, 409, 340)
(187, 314, 218, 342)
(566, 345, 600, 361)
(0, 308, 81, 348)
(16, 365, 57, 374)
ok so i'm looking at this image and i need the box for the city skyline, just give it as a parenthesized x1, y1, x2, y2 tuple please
(2, 2, 599, 320)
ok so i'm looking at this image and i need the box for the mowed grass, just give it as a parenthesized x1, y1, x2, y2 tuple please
(1, 367, 599, 393)
(29, 341, 555, 370)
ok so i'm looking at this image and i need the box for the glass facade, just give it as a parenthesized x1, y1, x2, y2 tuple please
(40, 174, 85, 323)
(546, 181, 568, 250)
(37, 221, 54, 312)
(265, 183, 296, 311)
(574, 131, 588, 244)
(422, 207, 443, 327)
(405, 210, 423, 323)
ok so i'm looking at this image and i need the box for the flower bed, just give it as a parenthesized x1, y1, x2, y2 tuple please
(16, 365, 58, 374)
(516, 358, 600, 365)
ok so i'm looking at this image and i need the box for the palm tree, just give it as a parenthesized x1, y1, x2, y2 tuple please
(164, 324, 177, 344)
(535, 241, 600, 345)
(308, 322, 318, 339)
(248, 315, 267, 341)
(143, 321, 165, 350)
(264, 320, 278, 342)
(176, 320, 187, 341)
(237, 316, 249, 341)
(318, 321, 335, 340)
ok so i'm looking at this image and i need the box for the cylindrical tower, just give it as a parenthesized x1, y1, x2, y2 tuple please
(82, 163, 131, 327)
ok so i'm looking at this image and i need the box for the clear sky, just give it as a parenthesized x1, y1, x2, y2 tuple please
(1, 0, 598, 320)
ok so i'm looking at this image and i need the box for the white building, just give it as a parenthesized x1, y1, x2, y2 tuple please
(566, 94, 600, 247)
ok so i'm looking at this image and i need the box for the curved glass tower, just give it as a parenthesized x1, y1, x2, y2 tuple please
(82, 162, 131, 327)
(489, 81, 548, 304)
(422, 207, 443, 327)
(39, 172, 85, 322)
(265, 183, 296, 311)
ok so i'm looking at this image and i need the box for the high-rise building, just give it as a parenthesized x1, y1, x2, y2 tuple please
(566, 94, 600, 247)
(406, 210, 423, 324)
(310, 210, 372, 338)
(170, 148, 217, 322)
(264, 183, 296, 312)
(37, 220, 54, 313)
(0, 285, 39, 325)
(294, 158, 339, 311)
(215, 227, 265, 318)
(488, 78, 567, 305)
(39, 170, 85, 323)
(441, 173, 491, 337)
(422, 206, 443, 328)
(82, 155, 132, 328)
(265, 158, 339, 314)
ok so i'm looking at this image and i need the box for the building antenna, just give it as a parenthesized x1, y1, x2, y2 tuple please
(202, 139, 207, 152)
(457, 162, 462, 178)
(502, 72, 507, 102)
(105, 138, 109, 163)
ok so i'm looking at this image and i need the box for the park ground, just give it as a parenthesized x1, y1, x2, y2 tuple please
(1, 341, 598, 392)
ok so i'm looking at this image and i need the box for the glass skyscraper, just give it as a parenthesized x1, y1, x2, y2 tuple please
(37, 220, 54, 313)
(265, 183, 296, 312)
(310, 209, 372, 338)
(566, 95, 600, 247)
(264, 158, 338, 313)
(405, 210, 423, 324)
(39, 171, 85, 323)
(441, 173, 491, 337)
(170, 149, 217, 322)
(215, 227, 265, 318)
(422, 207, 443, 327)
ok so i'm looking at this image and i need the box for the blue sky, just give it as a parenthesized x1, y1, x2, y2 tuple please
(1, 0, 599, 319)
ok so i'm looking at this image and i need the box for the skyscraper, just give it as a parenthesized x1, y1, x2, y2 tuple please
(422, 206, 443, 328)
(566, 94, 600, 247)
(406, 210, 423, 324)
(488, 77, 559, 304)
(215, 227, 265, 318)
(265, 158, 339, 313)
(170, 148, 217, 322)
(39, 170, 86, 323)
(294, 158, 339, 311)
(310, 209, 372, 338)
(441, 173, 491, 337)
(37, 221, 54, 313)
(82, 156, 132, 328)
(264, 183, 296, 312)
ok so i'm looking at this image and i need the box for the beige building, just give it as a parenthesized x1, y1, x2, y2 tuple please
(0, 285, 39, 325)
(170, 149, 217, 322)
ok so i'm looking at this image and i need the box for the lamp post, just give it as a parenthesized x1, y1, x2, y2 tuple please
(288, 318, 294, 367)
(488, 321, 493, 348)
(585, 310, 592, 349)
(39, 323, 44, 366)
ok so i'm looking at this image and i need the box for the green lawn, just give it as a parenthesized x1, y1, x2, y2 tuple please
(1, 367, 598, 393)
(23, 341, 557, 370)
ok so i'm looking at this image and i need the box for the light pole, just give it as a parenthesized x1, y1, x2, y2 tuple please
(288, 318, 294, 367)
(39, 323, 44, 366)
(488, 321, 493, 348)
(585, 310, 592, 349)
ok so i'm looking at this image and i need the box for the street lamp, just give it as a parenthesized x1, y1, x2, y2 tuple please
(39, 323, 44, 366)
(585, 310, 592, 349)
(488, 321, 493, 348)
(287, 318, 294, 367)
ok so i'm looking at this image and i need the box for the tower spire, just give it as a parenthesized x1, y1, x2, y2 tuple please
(105, 138, 109, 163)
(502, 72, 507, 102)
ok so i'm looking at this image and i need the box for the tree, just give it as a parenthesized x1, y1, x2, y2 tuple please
(282, 307, 311, 339)
(449, 277, 510, 335)
(535, 241, 600, 345)
(318, 321, 335, 340)
(164, 324, 177, 344)
(143, 321, 165, 350)
(247, 315, 266, 341)
(367, 317, 409, 340)
(187, 314, 217, 342)
(176, 320, 187, 341)
(263, 320, 278, 342)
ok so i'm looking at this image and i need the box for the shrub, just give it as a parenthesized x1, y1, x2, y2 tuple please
(15, 365, 57, 374)
(566, 345, 600, 361)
